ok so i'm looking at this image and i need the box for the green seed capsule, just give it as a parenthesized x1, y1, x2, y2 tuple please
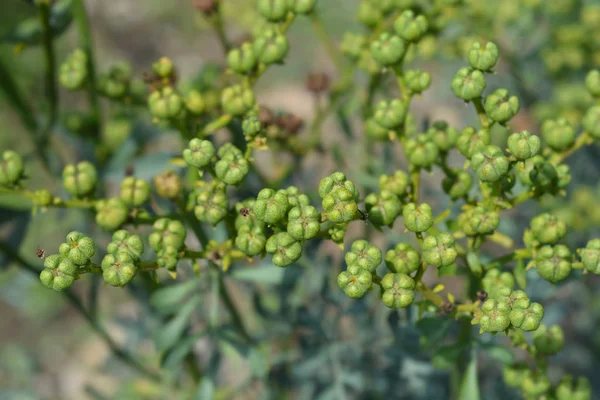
(471, 145, 509, 182)
(152, 57, 174, 78)
(467, 41, 499, 71)
(154, 169, 182, 200)
(364, 190, 401, 227)
(404, 69, 431, 94)
(478, 299, 511, 332)
(530, 213, 567, 244)
(148, 87, 183, 119)
(529, 161, 558, 190)
(266, 232, 302, 267)
(95, 198, 129, 231)
(183, 139, 216, 169)
(535, 245, 572, 283)
(0, 150, 24, 186)
(340, 32, 366, 59)
(469, 206, 500, 234)
(59, 49, 88, 90)
(107, 230, 144, 261)
(235, 225, 267, 257)
(422, 233, 457, 267)
(541, 118, 575, 151)
(120, 177, 150, 207)
(33, 189, 53, 207)
(293, 0, 317, 14)
(253, 30, 289, 65)
(451, 67, 486, 101)
(40, 254, 78, 292)
(385, 243, 420, 274)
(378, 170, 409, 197)
(148, 218, 187, 252)
(484, 89, 520, 123)
(194, 185, 229, 226)
(253, 188, 289, 225)
(370, 33, 406, 66)
(345, 239, 382, 273)
(403, 202, 433, 233)
(582, 105, 600, 139)
(533, 324, 564, 355)
(256, 0, 290, 22)
(585, 69, 600, 97)
(101, 251, 137, 287)
(287, 205, 320, 240)
(62, 161, 98, 198)
(227, 43, 258, 75)
(456, 126, 491, 159)
(215, 152, 249, 185)
(404, 133, 439, 168)
(428, 121, 458, 152)
(580, 238, 600, 274)
(242, 116, 263, 137)
(337, 264, 372, 298)
(442, 170, 473, 200)
(507, 130, 541, 160)
(393, 10, 428, 42)
(381, 273, 415, 308)
(365, 118, 390, 140)
(373, 99, 406, 129)
(503, 363, 530, 388)
(185, 90, 206, 115)
(58, 231, 96, 266)
(481, 269, 515, 299)
(556, 375, 592, 400)
(157, 245, 180, 270)
(356, 0, 383, 28)
(509, 302, 544, 331)
(221, 84, 255, 116)
(521, 372, 551, 398)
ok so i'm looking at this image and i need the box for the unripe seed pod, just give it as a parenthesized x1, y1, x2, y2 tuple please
(120, 177, 150, 207)
(59, 49, 88, 90)
(183, 139, 216, 169)
(102, 117, 132, 151)
(541, 118, 575, 151)
(40, 254, 78, 292)
(515, 155, 543, 186)
(393, 10, 428, 42)
(469, 206, 500, 234)
(378, 170, 409, 197)
(253, 188, 289, 225)
(456, 126, 491, 159)
(373, 99, 406, 129)
(484, 89, 520, 123)
(535, 245, 572, 283)
(370, 33, 406, 66)
(194, 185, 229, 225)
(365, 190, 401, 227)
(428, 121, 458, 152)
(235, 199, 265, 230)
(404, 133, 439, 168)
(0, 150, 24, 186)
(556, 375, 592, 400)
(582, 105, 600, 139)
(467, 41, 499, 71)
(265, 232, 302, 267)
(59, 231, 96, 266)
(509, 302, 544, 331)
(227, 43, 258, 75)
(481, 269, 514, 299)
(585, 69, 600, 97)
(471, 145, 509, 182)
(422, 233, 457, 267)
(157, 245, 180, 270)
(479, 299, 511, 332)
(253, 30, 289, 65)
(405, 69, 431, 94)
(96, 198, 129, 231)
(521, 372, 551, 398)
(148, 218, 186, 252)
(33, 189, 53, 207)
(256, 0, 290, 22)
(107, 230, 144, 261)
(221, 84, 255, 116)
(530, 161, 558, 190)
(385, 243, 420, 274)
(152, 57, 174, 78)
(403, 202, 433, 232)
(215, 152, 249, 185)
(442, 170, 473, 200)
(337, 264, 372, 298)
(62, 161, 98, 198)
(185, 90, 206, 115)
(530, 213, 566, 244)
(340, 32, 366, 59)
(365, 118, 390, 140)
(148, 87, 183, 119)
(283, 186, 310, 210)
(345, 239, 382, 273)
(293, 0, 317, 14)
(507, 130, 541, 160)
(503, 363, 530, 388)
(356, 1, 383, 28)
(287, 205, 320, 240)
(235, 225, 267, 256)
(451, 67, 486, 101)
(154, 169, 182, 199)
(101, 251, 137, 287)
(533, 324, 564, 355)
(242, 116, 263, 138)
(580, 238, 600, 274)
(381, 273, 415, 308)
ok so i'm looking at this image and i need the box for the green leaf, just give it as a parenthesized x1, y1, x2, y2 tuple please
(0, 193, 33, 211)
(195, 377, 214, 400)
(458, 348, 481, 400)
(150, 278, 199, 313)
(438, 264, 458, 276)
(514, 259, 527, 289)
(154, 295, 201, 352)
(230, 264, 285, 285)
(160, 331, 207, 370)
(479, 342, 514, 365)
(416, 317, 453, 349)
(247, 347, 268, 378)
(432, 344, 468, 369)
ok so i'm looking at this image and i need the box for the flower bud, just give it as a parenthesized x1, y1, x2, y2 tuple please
(221, 84, 255, 116)
(530, 213, 566, 244)
(194, 185, 229, 225)
(451, 68, 486, 101)
(585, 69, 600, 97)
(40, 254, 77, 292)
(582, 105, 600, 139)
(373, 99, 406, 129)
(535, 245, 572, 283)
(97, 63, 131, 99)
(340, 32, 366, 59)
(509, 302, 544, 331)
(469, 206, 499, 234)
(236, 225, 267, 256)
(0, 150, 24, 186)
(58, 231, 96, 266)
(185, 90, 206, 115)
(96, 198, 128, 231)
(456, 126, 491, 159)
(471, 145, 509, 182)
(370, 33, 406, 66)
(442, 170, 473, 200)
(381, 273, 415, 308)
(102, 117, 132, 151)
(120, 177, 150, 207)
(356, 1, 383, 28)
(215, 152, 249, 185)
(148, 218, 186, 252)
(328, 222, 347, 245)
(152, 57, 174, 78)
(393, 10, 428, 42)
(522, 372, 551, 398)
(403, 202, 433, 232)
(404, 133, 439, 168)
(227, 43, 258, 75)
(580, 238, 600, 274)
(364, 190, 401, 227)
(365, 118, 390, 140)
(507, 130, 541, 160)
(253, 188, 289, 224)
(154, 169, 182, 199)
(482, 269, 514, 299)
(556, 375, 591, 400)
(148, 87, 183, 119)
(293, 0, 316, 14)
(337, 264, 372, 298)
(378, 171, 409, 197)
(101, 251, 137, 287)
(498, 289, 530, 309)
(467, 41, 499, 71)
(484, 89, 520, 123)
(405, 69, 431, 94)
(59, 49, 88, 90)
(345, 239, 382, 273)
(287, 205, 320, 240)
(157, 245, 180, 270)
(33, 189, 53, 207)
(556, 164, 571, 188)
(62, 161, 98, 198)
(183, 139, 216, 169)
(479, 299, 511, 332)
(533, 324, 564, 355)
(242, 116, 263, 138)
(256, 0, 290, 22)
(428, 121, 458, 152)
(107, 230, 144, 261)
(385, 243, 420, 274)
(266, 232, 302, 267)
(423, 233, 457, 268)
(541, 118, 575, 151)
(253, 30, 289, 65)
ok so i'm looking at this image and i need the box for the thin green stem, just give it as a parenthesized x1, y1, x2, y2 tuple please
(38, 2, 59, 135)
(472, 97, 490, 130)
(72, 0, 101, 134)
(210, 7, 232, 55)
(410, 168, 420, 203)
(216, 267, 254, 345)
(310, 13, 345, 75)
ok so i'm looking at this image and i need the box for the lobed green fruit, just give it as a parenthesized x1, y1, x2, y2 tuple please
(63, 161, 98, 198)
(521, 372, 551, 398)
(364, 190, 401, 226)
(509, 302, 544, 331)
(541, 118, 575, 151)
(482, 269, 515, 299)
(152, 57, 174, 78)
(471, 145, 509, 182)
(345, 240, 382, 273)
(451, 67, 486, 101)
(157, 245, 180, 270)
(484, 89, 520, 123)
(215, 152, 250, 185)
(403, 203, 433, 232)
(442, 170, 473, 200)
(221, 84, 255, 116)
(456, 127, 491, 159)
(227, 43, 258, 74)
(556, 375, 592, 400)
(380, 273, 415, 308)
(507, 131, 541, 160)
(405, 69, 431, 94)
(183, 139, 216, 169)
(530, 213, 566, 244)
(185, 90, 206, 115)
(580, 239, 600, 274)
(479, 299, 511, 332)
(378, 170, 409, 197)
(422, 233, 457, 267)
(0, 150, 24, 186)
(253, 30, 289, 65)
(287, 205, 320, 240)
(256, 0, 290, 22)
(585, 69, 600, 97)
(154, 169, 182, 199)
(253, 188, 289, 225)
(148, 218, 186, 252)
(535, 245, 572, 283)
(194, 185, 229, 225)
(385, 243, 420, 275)
(469, 206, 499, 234)
(428, 121, 458, 152)
(101, 251, 137, 287)
(373, 99, 406, 129)
(148, 87, 183, 119)
(39, 254, 78, 292)
(59, 49, 88, 90)
(393, 10, 428, 42)
(582, 105, 600, 139)
(58, 231, 96, 266)
(467, 41, 499, 71)
(404, 133, 439, 168)
(533, 324, 564, 355)
(265, 232, 302, 267)
(337, 264, 372, 298)
(120, 177, 150, 207)
(235, 225, 267, 257)
(96, 198, 128, 231)
(370, 33, 406, 66)
(107, 230, 144, 261)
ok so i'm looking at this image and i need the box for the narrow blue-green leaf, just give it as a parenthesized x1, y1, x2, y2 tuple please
(432, 343, 467, 370)
(479, 342, 514, 365)
(514, 259, 526, 289)
(150, 278, 199, 312)
(154, 295, 201, 352)
(459, 348, 481, 400)
(231, 264, 285, 285)
(160, 331, 207, 370)
(195, 377, 214, 400)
